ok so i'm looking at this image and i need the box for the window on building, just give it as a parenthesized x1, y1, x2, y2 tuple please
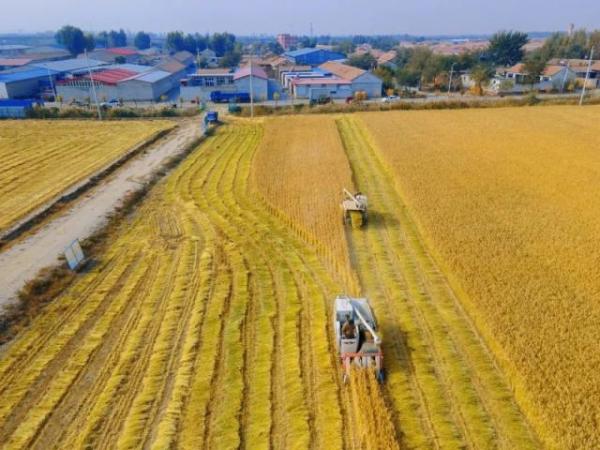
(205, 77, 215, 87)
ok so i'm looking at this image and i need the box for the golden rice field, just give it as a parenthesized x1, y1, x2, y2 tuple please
(358, 105, 600, 449)
(0, 105, 597, 449)
(0, 120, 174, 233)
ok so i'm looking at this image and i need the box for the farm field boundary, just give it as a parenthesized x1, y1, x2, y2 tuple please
(0, 125, 208, 344)
(0, 120, 176, 242)
(0, 123, 175, 247)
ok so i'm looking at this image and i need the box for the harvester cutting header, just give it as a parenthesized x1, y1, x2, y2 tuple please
(342, 188, 368, 228)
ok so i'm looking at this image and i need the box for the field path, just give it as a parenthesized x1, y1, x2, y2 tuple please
(337, 116, 541, 449)
(0, 120, 201, 310)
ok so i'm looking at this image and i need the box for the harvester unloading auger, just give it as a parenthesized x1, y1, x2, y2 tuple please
(334, 295, 384, 383)
(342, 188, 368, 228)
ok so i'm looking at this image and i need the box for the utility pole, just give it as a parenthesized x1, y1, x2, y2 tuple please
(249, 52, 255, 118)
(447, 63, 456, 96)
(84, 49, 102, 120)
(560, 60, 570, 93)
(46, 67, 57, 102)
(579, 47, 594, 106)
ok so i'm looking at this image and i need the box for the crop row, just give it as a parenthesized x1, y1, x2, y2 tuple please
(0, 121, 352, 449)
(0, 119, 174, 232)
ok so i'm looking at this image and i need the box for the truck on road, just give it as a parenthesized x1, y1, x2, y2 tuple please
(210, 91, 251, 104)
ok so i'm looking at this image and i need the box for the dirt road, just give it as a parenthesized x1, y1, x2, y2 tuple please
(0, 119, 202, 309)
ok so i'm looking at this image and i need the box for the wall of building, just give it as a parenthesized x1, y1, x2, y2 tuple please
(235, 76, 269, 101)
(56, 84, 119, 102)
(120, 77, 174, 101)
(351, 72, 383, 98)
(293, 84, 352, 99)
(180, 84, 237, 101)
(0, 76, 46, 99)
(491, 69, 577, 94)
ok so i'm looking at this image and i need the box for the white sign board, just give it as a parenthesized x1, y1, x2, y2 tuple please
(65, 239, 85, 270)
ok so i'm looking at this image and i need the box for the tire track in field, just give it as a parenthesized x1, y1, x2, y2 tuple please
(337, 116, 540, 449)
(220, 124, 346, 449)
(183, 124, 341, 448)
(0, 250, 140, 443)
(94, 238, 185, 449)
(0, 253, 123, 393)
(141, 216, 206, 449)
(29, 256, 157, 449)
(195, 128, 275, 450)
(339, 117, 482, 448)
(212, 127, 310, 449)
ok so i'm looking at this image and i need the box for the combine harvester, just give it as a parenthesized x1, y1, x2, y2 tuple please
(334, 295, 384, 383)
(341, 188, 368, 228)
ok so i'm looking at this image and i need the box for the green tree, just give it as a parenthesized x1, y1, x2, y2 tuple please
(84, 33, 95, 52)
(134, 31, 151, 50)
(219, 50, 242, 68)
(299, 36, 317, 48)
(197, 56, 209, 69)
(117, 29, 127, 47)
(538, 29, 600, 60)
(333, 40, 355, 55)
(373, 66, 395, 91)
(96, 31, 109, 47)
(470, 64, 494, 95)
(589, 30, 600, 54)
(346, 53, 377, 70)
(267, 41, 284, 55)
(211, 32, 236, 57)
(55, 25, 87, 56)
(523, 53, 546, 88)
(183, 34, 198, 53)
(166, 31, 185, 52)
(487, 31, 529, 66)
(194, 33, 209, 51)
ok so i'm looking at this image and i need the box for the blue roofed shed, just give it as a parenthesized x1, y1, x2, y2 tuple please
(283, 48, 346, 66)
(0, 68, 58, 99)
(32, 58, 107, 76)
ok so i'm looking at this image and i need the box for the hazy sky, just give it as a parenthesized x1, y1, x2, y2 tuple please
(3, 0, 599, 35)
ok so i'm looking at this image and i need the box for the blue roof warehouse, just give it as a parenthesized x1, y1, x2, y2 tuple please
(283, 48, 346, 66)
(0, 68, 57, 99)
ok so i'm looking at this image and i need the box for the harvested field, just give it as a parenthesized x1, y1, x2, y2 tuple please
(0, 120, 174, 233)
(0, 122, 347, 449)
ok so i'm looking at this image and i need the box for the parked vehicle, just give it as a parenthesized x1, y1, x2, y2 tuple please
(204, 111, 219, 125)
(310, 96, 332, 106)
(69, 99, 89, 108)
(100, 99, 121, 109)
(381, 95, 400, 103)
(210, 91, 251, 103)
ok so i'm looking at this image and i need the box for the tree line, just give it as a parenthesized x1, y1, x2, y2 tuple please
(344, 29, 600, 93)
(165, 31, 242, 67)
(55, 25, 153, 56)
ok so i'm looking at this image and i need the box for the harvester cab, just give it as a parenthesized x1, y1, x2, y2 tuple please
(342, 188, 368, 228)
(334, 295, 384, 383)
